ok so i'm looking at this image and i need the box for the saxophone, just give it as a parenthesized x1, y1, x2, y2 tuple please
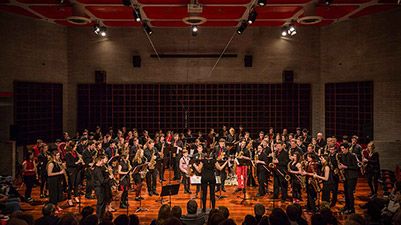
(148, 149, 157, 170)
(336, 153, 346, 182)
(308, 162, 321, 193)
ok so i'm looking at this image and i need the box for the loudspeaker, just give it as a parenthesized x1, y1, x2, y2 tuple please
(10, 124, 18, 141)
(132, 55, 141, 68)
(244, 55, 253, 67)
(95, 70, 107, 84)
(282, 70, 294, 83)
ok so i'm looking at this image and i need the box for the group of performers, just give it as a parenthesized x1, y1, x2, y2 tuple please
(25, 126, 381, 219)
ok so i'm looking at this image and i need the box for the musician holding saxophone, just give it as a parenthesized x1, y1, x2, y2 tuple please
(302, 153, 320, 213)
(46, 150, 65, 213)
(327, 146, 340, 207)
(338, 143, 359, 215)
(313, 155, 335, 205)
(144, 139, 160, 197)
(272, 141, 289, 203)
(132, 148, 147, 201)
(93, 154, 114, 219)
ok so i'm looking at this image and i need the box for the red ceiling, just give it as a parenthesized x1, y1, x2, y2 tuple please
(0, 0, 399, 27)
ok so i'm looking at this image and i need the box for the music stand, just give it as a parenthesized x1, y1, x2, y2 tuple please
(132, 163, 149, 213)
(160, 183, 180, 208)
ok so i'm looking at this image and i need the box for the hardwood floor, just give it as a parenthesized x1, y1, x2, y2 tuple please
(19, 174, 375, 225)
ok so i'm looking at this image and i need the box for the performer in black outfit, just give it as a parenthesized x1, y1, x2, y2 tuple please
(303, 153, 319, 212)
(350, 135, 363, 160)
(93, 154, 113, 219)
(192, 144, 205, 198)
(46, 151, 64, 213)
(338, 143, 359, 214)
(193, 151, 228, 212)
(327, 146, 339, 207)
(363, 141, 380, 198)
(255, 145, 270, 197)
(82, 141, 96, 199)
(272, 142, 289, 202)
(314, 155, 334, 204)
(288, 152, 303, 203)
(65, 145, 84, 206)
(132, 149, 147, 201)
(144, 139, 160, 196)
(214, 139, 228, 192)
(118, 154, 131, 208)
(172, 134, 183, 180)
(37, 144, 50, 198)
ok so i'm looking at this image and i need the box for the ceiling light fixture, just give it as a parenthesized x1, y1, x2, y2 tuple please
(143, 22, 153, 35)
(133, 7, 142, 22)
(93, 24, 107, 37)
(281, 24, 297, 37)
(257, 0, 266, 6)
(191, 25, 198, 36)
(247, 10, 257, 24)
(237, 20, 248, 34)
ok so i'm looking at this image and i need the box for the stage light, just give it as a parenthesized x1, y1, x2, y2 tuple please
(281, 24, 296, 37)
(247, 10, 257, 24)
(122, 0, 131, 6)
(133, 8, 141, 22)
(257, 0, 266, 6)
(288, 24, 296, 36)
(324, 0, 333, 5)
(281, 27, 288, 37)
(237, 20, 248, 34)
(93, 24, 107, 36)
(191, 25, 198, 36)
(143, 22, 153, 35)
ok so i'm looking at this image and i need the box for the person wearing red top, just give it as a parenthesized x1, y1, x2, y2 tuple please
(22, 151, 37, 202)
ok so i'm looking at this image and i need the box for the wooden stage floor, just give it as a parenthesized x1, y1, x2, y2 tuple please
(19, 176, 374, 224)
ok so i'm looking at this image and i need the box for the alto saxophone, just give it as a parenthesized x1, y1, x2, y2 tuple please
(336, 153, 346, 182)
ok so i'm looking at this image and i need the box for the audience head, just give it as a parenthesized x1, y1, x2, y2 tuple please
(157, 204, 171, 224)
(269, 208, 290, 225)
(186, 200, 198, 215)
(346, 214, 365, 225)
(114, 215, 129, 225)
(253, 203, 265, 218)
(208, 211, 225, 225)
(164, 217, 182, 225)
(218, 206, 229, 219)
(218, 219, 236, 225)
(258, 216, 269, 225)
(7, 218, 28, 225)
(128, 215, 139, 225)
(11, 211, 34, 225)
(102, 211, 113, 223)
(42, 203, 56, 217)
(286, 204, 299, 222)
(171, 206, 182, 219)
(242, 215, 257, 225)
(80, 206, 94, 219)
(80, 215, 98, 225)
(311, 214, 325, 225)
(57, 214, 78, 225)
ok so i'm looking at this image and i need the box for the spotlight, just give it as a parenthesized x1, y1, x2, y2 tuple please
(257, 0, 266, 6)
(288, 24, 296, 36)
(122, 0, 131, 6)
(93, 24, 107, 36)
(280, 24, 296, 37)
(281, 27, 288, 37)
(247, 10, 257, 24)
(324, 0, 333, 5)
(143, 22, 152, 35)
(191, 25, 198, 36)
(133, 8, 141, 22)
(237, 20, 248, 34)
